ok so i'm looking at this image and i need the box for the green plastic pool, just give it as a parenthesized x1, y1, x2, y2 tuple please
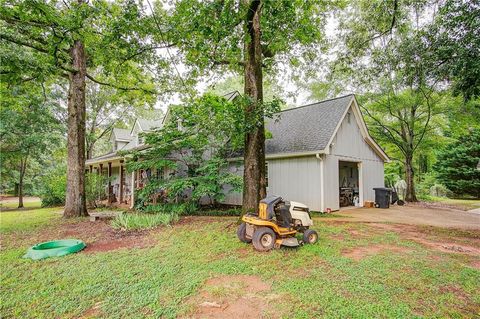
(23, 239, 86, 260)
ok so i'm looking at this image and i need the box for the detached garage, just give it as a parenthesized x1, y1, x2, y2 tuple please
(224, 94, 389, 212)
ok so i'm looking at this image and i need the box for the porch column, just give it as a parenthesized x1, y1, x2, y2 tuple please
(130, 171, 135, 209)
(99, 163, 103, 176)
(108, 162, 112, 204)
(136, 170, 141, 188)
(119, 160, 124, 204)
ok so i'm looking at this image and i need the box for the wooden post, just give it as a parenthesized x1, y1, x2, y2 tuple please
(136, 170, 141, 188)
(119, 160, 124, 204)
(107, 162, 112, 204)
(89, 165, 93, 173)
(130, 171, 135, 209)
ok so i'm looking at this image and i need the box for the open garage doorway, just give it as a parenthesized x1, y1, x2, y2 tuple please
(339, 161, 360, 207)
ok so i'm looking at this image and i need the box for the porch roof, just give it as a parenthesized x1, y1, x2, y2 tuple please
(85, 152, 122, 165)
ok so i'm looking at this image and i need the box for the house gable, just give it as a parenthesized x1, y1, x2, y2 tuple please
(326, 97, 389, 162)
(329, 103, 384, 162)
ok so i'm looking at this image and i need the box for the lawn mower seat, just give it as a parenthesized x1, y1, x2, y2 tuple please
(275, 202, 292, 228)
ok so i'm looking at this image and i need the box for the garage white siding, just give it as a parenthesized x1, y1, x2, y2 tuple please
(267, 157, 322, 211)
(222, 157, 323, 211)
(323, 105, 385, 210)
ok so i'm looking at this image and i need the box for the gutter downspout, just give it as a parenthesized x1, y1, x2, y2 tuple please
(316, 153, 325, 213)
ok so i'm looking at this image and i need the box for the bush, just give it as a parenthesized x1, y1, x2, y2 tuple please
(140, 202, 241, 216)
(41, 174, 66, 207)
(85, 173, 110, 208)
(111, 212, 179, 230)
(187, 208, 241, 216)
(429, 184, 450, 197)
(435, 129, 480, 198)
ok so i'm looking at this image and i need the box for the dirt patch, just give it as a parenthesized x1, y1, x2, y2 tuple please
(342, 244, 411, 261)
(3, 217, 156, 253)
(469, 260, 480, 269)
(79, 302, 103, 318)
(368, 223, 480, 256)
(409, 238, 480, 256)
(182, 275, 281, 319)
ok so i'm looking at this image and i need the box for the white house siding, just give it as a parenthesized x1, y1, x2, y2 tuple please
(323, 105, 385, 210)
(266, 156, 322, 211)
(222, 161, 243, 206)
(322, 155, 340, 211)
(222, 157, 323, 211)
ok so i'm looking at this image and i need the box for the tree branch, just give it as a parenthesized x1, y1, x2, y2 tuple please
(85, 73, 156, 94)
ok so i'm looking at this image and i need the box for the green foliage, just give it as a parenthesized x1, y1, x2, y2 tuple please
(85, 173, 111, 208)
(111, 212, 179, 230)
(40, 174, 67, 207)
(168, 0, 336, 76)
(435, 129, 480, 198)
(187, 208, 241, 217)
(0, 80, 63, 197)
(126, 94, 244, 208)
(141, 202, 198, 216)
(428, 0, 480, 100)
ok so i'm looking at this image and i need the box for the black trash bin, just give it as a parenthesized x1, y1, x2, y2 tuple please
(373, 187, 392, 208)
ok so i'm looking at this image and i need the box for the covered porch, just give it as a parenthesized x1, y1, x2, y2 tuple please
(85, 153, 137, 209)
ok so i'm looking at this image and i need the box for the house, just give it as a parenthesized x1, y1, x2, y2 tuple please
(85, 118, 163, 207)
(86, 94, 388, 212)
(223, 94, 389, 211)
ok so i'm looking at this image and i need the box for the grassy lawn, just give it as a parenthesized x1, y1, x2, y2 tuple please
(419, 196, 480, 211)
(0, 198, 42, 210)
(1, 208, 479, 318)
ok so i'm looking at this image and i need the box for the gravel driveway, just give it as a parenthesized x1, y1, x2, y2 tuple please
(324, 205, 480, 229)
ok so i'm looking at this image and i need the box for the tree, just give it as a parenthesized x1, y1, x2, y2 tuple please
(428, 0, 480, 101)
(360, 90, 445, 201)
(167, 0, 337, 213)
(125, 94, 244, 208)
(435, 129, 480, 198)
(85, 82, 157, 159)
(0, 81, 62, 208)
(1, 0, 169, 216)
(326, 0, 454, 202)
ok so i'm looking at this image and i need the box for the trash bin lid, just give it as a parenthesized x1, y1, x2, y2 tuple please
(373, 187, 392, 191)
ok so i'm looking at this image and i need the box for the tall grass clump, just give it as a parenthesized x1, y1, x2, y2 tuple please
(111, 212, 179, 231)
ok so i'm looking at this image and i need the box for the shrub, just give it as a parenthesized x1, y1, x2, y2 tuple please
(85, 173, 110, 208)
(41, 174, 66, 207)
(141, 202, 198, 215)
(429, 184, 451, 197)
(435, 129, 480, 198)
(188, 208, 241, 216)
(111, 212, 179, 230)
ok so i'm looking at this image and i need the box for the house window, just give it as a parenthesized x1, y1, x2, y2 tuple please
(265, 162, 269, 188)
(347, 112, 351, 123)
(156, 168, 164, 180)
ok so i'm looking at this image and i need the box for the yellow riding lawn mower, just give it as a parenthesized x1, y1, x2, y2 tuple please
(237, 195, 318, 252)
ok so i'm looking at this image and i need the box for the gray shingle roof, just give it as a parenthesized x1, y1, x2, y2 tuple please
(265, 95, 353, 155)
(137, 119, 163, 131)
(112, 128, 132, 141)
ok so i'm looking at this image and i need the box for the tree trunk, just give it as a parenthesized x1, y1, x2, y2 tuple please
(86, 141, 94, 160)
(18, 157, 27, 208)
(404, 155, 418, 202)
(242, 0, 265, 215)
(64, 37, 88, 217)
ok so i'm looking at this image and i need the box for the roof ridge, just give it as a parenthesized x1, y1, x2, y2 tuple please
(279, 94, 354, 114)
